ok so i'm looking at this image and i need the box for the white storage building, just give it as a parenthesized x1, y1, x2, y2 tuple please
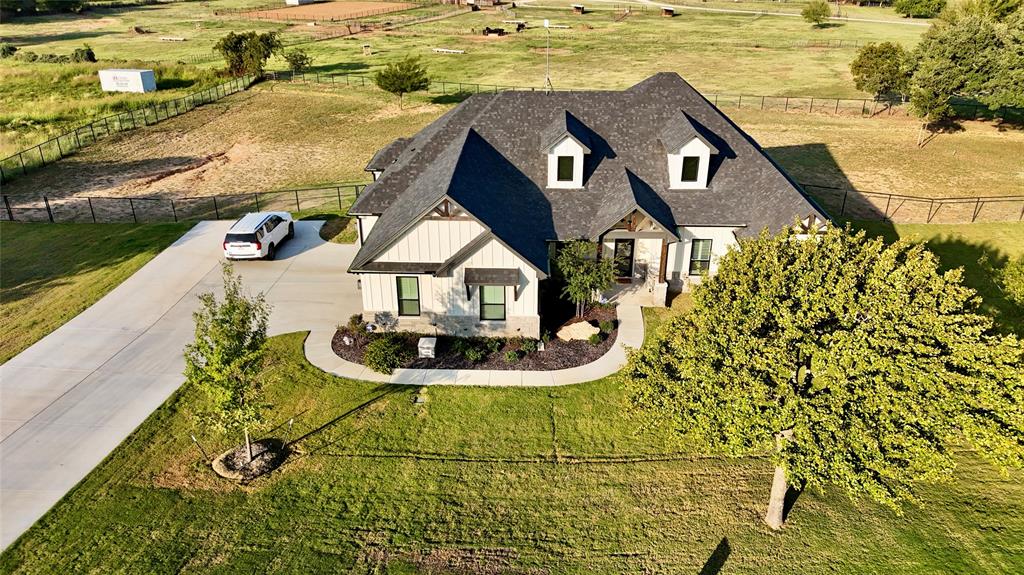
(98, 69, 157, 93)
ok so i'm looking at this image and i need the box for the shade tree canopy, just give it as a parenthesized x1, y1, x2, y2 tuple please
(624, 225, 1024, 528)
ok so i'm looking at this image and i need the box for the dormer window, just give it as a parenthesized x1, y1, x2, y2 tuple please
(661, 111, 719, 190)
(542, 110, 592, 189)
(681, 156, 700, 183)
(557, 156, 574, 182)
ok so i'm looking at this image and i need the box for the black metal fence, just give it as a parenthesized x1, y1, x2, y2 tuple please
(272, 70, 1024, 123)
(0, 74, 259, 185)
(803, 184, 1024, 224)
(0, 185, 365, 224)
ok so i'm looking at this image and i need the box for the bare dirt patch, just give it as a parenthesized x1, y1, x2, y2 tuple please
(243, 1, 414, 22)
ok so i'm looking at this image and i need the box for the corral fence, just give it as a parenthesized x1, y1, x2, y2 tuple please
(271, 70, 1024, 123)
(0, 185, 366, 224)
(0, 74, 259, 186)
(803, 184, 1024, 224)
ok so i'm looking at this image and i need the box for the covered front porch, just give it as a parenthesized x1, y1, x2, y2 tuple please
(597, 210, 677, 307)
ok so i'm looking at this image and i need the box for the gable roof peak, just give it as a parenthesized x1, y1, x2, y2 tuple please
(540, 109, 593, 153)
(660, 110, 720, 154)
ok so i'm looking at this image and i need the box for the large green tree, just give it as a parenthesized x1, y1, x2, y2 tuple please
(185, 263, 272, 462)
(373, 56, 430, 109)
(214, 31, 281, 77)
(850, 42, 911, 100)
(910, 5, 1024, 122)
(801, 0, 832, 26)
(624, 226, 1023, 530)
(894, 0, 947, 17)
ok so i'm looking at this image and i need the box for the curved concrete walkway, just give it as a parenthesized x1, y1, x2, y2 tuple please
(303, 304, 644, 386)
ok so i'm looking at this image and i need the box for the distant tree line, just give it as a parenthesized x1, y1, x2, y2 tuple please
(1, 0, 85, 16)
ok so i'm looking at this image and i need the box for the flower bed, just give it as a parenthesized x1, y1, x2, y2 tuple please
(332, 306, 617, 373)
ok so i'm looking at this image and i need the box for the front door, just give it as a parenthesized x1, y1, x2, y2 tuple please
(613, 239, 635, 279)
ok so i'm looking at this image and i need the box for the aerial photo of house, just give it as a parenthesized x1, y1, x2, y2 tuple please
(0, 0, 1022, 573)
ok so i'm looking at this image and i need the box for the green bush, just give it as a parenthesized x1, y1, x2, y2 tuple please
(363, 334, 411, 375)
(1000, 255, 1024, 307)
(504, 350, 520, 363)
(464, 347, 486, 363)
(520, 339, 538, 354)
(801, 0, 831, 25)
(588, 333, 603, 346)
(0, 43, 17, 58)
(893, 0, 946, 18)
(598, 320, 615, 334)
(347, 313, 365, 330)
(487, 338, 503, 353)
(70, 45, 96, 63)
(540, 330, 552, 344)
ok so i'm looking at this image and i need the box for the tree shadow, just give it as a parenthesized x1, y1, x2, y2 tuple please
(312, 62, 371, 75)
(287, 385, 409, 455)
(3, 30, 112, 46)
(764, 143, 885, 220)
(782, 484, 802, 522)
(156, 77, 199, 90)
(919, 119, 966, 149)
(814, 22, 843, 29)
(698, 537, 731, 575)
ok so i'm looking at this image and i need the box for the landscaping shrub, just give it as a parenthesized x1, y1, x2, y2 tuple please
(364, 334, 411, 374)
(504, 350, 520, 363)
(347, 313, 365, 330)
(464, 347, 486, 363)
(540, 330, 552, 344)
(598, 320, 615, 334)
(520, 339, 538, 354)
(588, 333, 603, 346)
(0, 43, 17, 58)
(487, 338, 502, 353)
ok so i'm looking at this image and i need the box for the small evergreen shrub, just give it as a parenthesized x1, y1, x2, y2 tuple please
(504, 350, 520, 363)
(464, 347, 486, 363)
(540, 330, 552, 344)
(70, 45, 96, 63)
(487, 338, 503, 353)
(520, 339, 538, 354)
(347, 313, 365, 330)
(363, 334, 411, 374)
(588, 333, 603, 346)
(598, 320, 615, 333)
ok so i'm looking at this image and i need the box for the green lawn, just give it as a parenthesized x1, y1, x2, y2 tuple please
(1, 331, 1020, 573)
(0, 221, 192, 364)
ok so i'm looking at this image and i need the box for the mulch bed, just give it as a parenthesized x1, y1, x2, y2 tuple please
(212, 438, 290, 483)
(333, 306, 617, 371)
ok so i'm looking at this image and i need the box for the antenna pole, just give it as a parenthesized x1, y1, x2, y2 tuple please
(544, 20, 553, 92)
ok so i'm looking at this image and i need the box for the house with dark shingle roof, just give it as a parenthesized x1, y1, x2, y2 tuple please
(349, 73, 828, 338)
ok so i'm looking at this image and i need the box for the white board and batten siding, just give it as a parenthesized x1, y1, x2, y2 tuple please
(360, 237, 539, 319)
(375, 219, 485, 263)
(665, 226, 741, 286)
(99, 69, 157, 93)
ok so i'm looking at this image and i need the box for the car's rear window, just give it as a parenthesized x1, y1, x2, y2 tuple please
(225, 233, 257, 243)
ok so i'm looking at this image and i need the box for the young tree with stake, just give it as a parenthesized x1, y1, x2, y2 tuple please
(185, 263, 271, 463)
(624, 226, 1023, 530)
(554, 240, 619, 318)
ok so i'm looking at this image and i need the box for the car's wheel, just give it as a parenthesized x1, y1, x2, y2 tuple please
(286, 222, 295, 240)
(266, 243, 276, 261)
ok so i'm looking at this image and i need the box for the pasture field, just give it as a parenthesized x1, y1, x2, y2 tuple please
(524, 0, 931, 23)
(3, 82, 1020, 203)
(280, 6, 926, 96)
(0, 59, 223, 158)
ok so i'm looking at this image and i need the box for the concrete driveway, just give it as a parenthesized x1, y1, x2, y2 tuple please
(0, 220, 360, 549)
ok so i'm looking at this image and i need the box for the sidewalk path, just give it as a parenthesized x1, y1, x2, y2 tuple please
(0, 220, 360, 549)
(303, 304, 644, 386)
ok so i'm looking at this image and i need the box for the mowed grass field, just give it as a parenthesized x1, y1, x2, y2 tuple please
(3, 82, 1021, 202)
(0, 221, 192, 364)
(280, 6, 925, 96)
(1, 328, 1021, 573)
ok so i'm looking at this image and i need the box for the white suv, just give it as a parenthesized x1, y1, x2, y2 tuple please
(223, 212, 295, 260)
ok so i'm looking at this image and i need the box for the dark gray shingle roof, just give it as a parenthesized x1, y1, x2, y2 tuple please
(349, 73, 827, 275)
(364, 137, 411, 171)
